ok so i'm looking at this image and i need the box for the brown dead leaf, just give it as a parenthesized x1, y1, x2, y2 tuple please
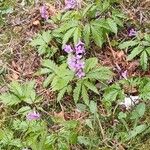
(11, 72, 19, 80)
(33, 20, 40, 26)
(54, 111, 65, 121)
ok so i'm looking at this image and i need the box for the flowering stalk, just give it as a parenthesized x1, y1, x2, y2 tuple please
(64, 41, 85, 78)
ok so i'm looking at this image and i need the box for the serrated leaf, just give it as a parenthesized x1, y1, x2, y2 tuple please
(73, 82, 82, 103)
(0, 93, 20, 106)
(103, 84, 124, 102)
(17, 106, 31, 114)
(42, 59, 58, 72)
(35, 68, 51, 76)
(85, 57, 98, 73)
(43, 74, 54, 88)
(83, 24, 91, 47)
(84, 80, 99, 94)
(9, 81, 23, 97)
(42, 31, 52, 43)
(86, 67, 112, 80)
(119, 41, 138, 49)
(23, 80, 35, 99)
(82, 4, 94, 17)
(91, 26, 103, 47)
(140, 51, 148, 70)
(62, 27, 76, 47)
(73, 27, 81, 45)
(145, 47, 150, 55)
(127, 46, 143, 60)
(82, 85, 89, 105)
(107, 18, 117, 34)
(57, 87, 67, 102)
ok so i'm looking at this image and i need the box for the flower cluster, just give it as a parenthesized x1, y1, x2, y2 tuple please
(64, 41, 85, 78)
(128, 28, 137, 37)
(65, 0, 77, 10)
(26, 111, 40, 121)
(40, 5, 49, 20)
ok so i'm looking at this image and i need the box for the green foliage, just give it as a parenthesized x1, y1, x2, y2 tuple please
(0, 0, 13, 26)
(30, 0, 126, 50)
(103, 83, 125, 109)
(119, 33, 150, 70)
(37, 59, 74, 101)
(37, 57, 112, 104)
(0, 80, 40, 106)
(31, 31, 58, 57)
(73, 57, 112, 105)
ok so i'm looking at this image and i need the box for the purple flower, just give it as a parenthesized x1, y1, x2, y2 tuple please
(64, 45, 73, 53)
(40, 5, 49, 20)
(65, 41, 85, 79)
(76, 69, 85, 78)
(26, 111, 40, 121)
(75, 59, 85, 69)
(75, 41, 85, 55)
(65, 0, 77, 10)
(121, 70, 128, 80)
(67, 56, 77, 71)
(129, 29, 137, 37)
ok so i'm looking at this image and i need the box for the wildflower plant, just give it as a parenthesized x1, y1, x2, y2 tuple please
(37, 41, 112, 105)
(119, 33, 150, 70)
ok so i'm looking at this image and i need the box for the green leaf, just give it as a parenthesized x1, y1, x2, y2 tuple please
(102, 0, 110, 11)
(86, 67, 112, 80)
(57, 87, 67, 102)
(42, 31, 52, 43)
(73, 27, 81, 45)
(83, 24, 91, 46)
(136, 103, 146, 117)
(73, 82, 82, 103)
(103, 84, 124, 102)
(144, 34, 150, 42)
(91, 26, 103, 47)
(107, 18, 118, 34)
(127, 46, 143, 60)
(35, 68, 51, 75)
(62, 27, 76, 47)
(63, 120, 78, 129)
(43, 74, 54, 88)
(127, 124, 147, 140)
(78, 136, 90, 146)
(119, 40, 138, 49)
(17, 106, 31, 115)
(145, 47, 150, 55)
(85, 57, 98, 73)
(84, 80, 99, 94)
(89, 101, 97, 114)
(9, 81, 23, 97)
(82, 4, 94, 17)
(42, 59, 58, 72)
(118, 112, 127, 120)
(140, 81, 150, 100)
(131, 103, 146, 119)
(85, 119, 93, 129)
(140, 51, 148, 70)
(82, 85, 89, 105)
(0, 93, 20, 106)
